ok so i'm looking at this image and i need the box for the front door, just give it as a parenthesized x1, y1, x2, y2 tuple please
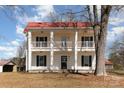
(61, 56, 67, 69)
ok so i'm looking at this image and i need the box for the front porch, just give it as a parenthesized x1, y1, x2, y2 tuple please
(26, 51, 96, 73)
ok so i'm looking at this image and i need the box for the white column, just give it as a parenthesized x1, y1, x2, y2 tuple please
(50, 31, 54, 70)
(25, 49, 28, 71)
(28, 31, 32, 71)
(92, 53, 96, 70)
(25, 36, 28, 72)
(74, 31, 78, 71)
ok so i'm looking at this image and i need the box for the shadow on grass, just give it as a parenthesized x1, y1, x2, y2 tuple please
(18, 71, 92, 77)
(63, 72, 91, 77)
(72, 72, 89, 76)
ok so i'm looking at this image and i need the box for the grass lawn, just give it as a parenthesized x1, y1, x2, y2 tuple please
(0, 72, 124, 88)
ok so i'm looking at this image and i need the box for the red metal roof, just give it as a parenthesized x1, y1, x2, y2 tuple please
(24, 22, 92, 33)
(105, 60, 113, 65)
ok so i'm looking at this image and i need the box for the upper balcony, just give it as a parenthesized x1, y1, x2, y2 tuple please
(31, 41, 95, 51)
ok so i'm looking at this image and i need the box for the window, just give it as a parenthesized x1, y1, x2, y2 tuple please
(81, 36, 93, 47)
(81, 55, 92, 67)
(36, 37, 47, 47)
(61, 36, 67, 47)
(36, 55, 46, 66)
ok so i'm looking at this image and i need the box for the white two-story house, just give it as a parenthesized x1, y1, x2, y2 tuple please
(24, 22, 96, 73)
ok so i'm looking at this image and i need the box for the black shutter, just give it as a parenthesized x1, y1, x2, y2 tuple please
(81, 37, 84, 46)
(89, 56, 92, 67)
(36, 37, 38, 47)
(36, 37, 38, 41)
(45, 37, 47, 47)
(89, 37, 93, 47)
(44, 56, 46, 66)
(36, 55, 39, 66)
(90, 37, 93, 41)
(82, 37, 84, 41)
(81, 56, 84, 66)
(45, 37, 47, 41)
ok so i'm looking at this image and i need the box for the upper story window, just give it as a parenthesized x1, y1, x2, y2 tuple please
(81, 36, 93, 47)
(61, 36, 67, 47)
(36, 37, 47, 47)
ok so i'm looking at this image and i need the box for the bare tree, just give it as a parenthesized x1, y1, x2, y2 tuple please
(90, 5, 112, 76)
(109, 34, 124, 70)
(12, 40, 27, 72)
(58, 6, 112, 76)
(17, 41, 26, 58)
(54, 6, 111, 75)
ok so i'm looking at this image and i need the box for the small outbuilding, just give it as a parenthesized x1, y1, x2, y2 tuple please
(105, 59, 113, 70)
(11, 57, 25, 72)
(0, 60, 16, 72)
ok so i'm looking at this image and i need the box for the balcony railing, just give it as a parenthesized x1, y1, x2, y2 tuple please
(54, 41, 73, 48)
(31, 41, 94, 48)
(77, 41, 94, 48)
(32, 41, 50, 48)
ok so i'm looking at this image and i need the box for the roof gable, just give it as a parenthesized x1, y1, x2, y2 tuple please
(0, 60, 15, 66)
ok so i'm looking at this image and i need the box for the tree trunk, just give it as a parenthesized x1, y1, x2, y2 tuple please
(92, 5, 99, 75)
(94, 5, 112, 76)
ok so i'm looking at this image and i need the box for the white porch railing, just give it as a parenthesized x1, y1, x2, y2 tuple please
(31, 41, 94, 48)
(77, 41, 94, 48)
(32, 41, 50, 48)
(54, 41, 73, 48)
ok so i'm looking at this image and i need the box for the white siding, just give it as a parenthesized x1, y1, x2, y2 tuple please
(0, 66, 3, 72)
(28, 29, 96, 72)
(54, 31, 74, 42)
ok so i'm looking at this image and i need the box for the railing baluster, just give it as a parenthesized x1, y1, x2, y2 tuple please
(31, 41, 94, 48)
